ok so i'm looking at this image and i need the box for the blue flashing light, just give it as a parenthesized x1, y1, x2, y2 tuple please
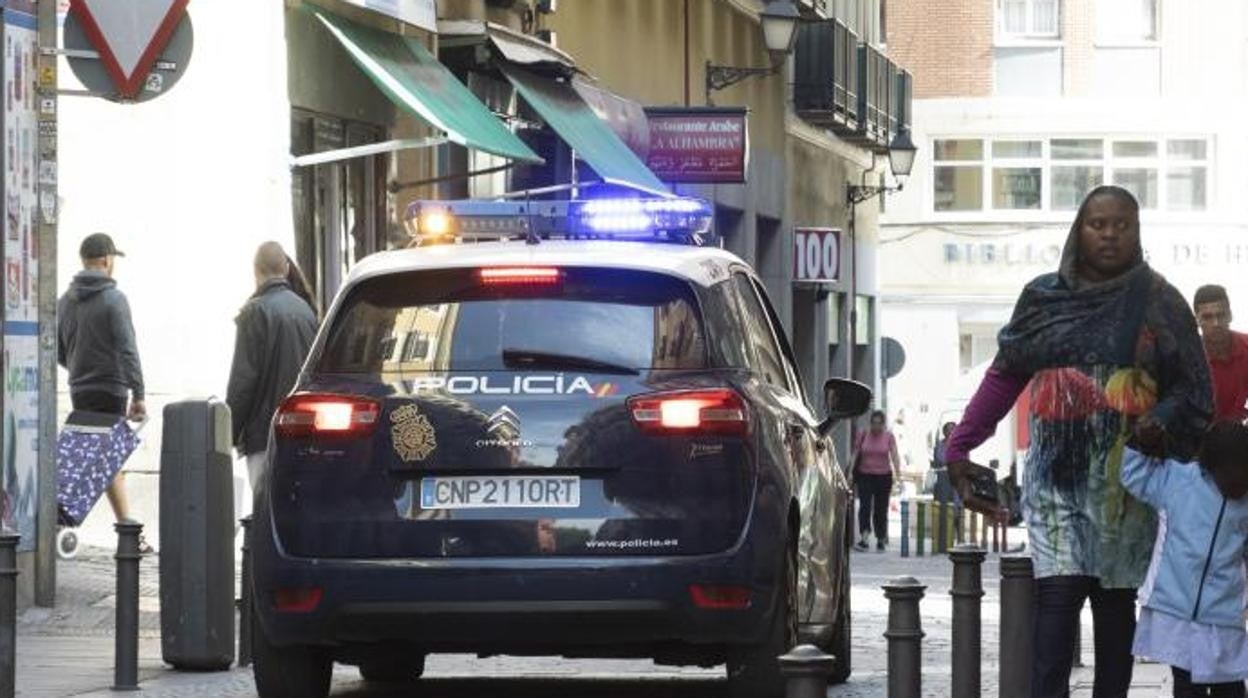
(573, 197, 712, 238)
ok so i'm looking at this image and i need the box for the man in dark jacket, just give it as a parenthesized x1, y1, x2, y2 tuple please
(57, 233, 146, 535)
(227, 242, 319, 490)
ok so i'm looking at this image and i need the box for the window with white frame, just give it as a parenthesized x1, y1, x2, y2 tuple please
(1097, 0, 1158, 43)
(932, 136, 1210, 213)
(998, 0, 1060, 39)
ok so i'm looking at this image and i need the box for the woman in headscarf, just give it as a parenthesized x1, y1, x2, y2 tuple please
(945, 186, 1211, 697)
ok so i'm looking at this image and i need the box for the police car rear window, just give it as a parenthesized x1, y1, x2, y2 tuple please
(318, 267, 708, 374)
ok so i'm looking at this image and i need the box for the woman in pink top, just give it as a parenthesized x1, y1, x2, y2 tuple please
(852, 410, 901, 551)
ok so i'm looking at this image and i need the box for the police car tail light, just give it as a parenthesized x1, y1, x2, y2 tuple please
(274, 394, 380, 438)
(689, 584, 752, 610)
(627, 389, 748, 436)
(274, 587, 323, 613)
(479, 267, 562, 285)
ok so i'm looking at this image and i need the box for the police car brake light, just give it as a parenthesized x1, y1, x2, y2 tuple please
(479, 267, 562, 285)
(275, 394, 380, 438)
(627, 389, 748, 436)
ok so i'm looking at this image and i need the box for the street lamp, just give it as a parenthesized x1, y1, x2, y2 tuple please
(847, 126, 919, 205)
(705, 1, 803, 104)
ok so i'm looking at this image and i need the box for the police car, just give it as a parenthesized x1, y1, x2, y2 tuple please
(249, 193, 870, 698)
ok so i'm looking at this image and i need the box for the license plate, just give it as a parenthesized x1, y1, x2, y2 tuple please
(420, 476, 581, 510)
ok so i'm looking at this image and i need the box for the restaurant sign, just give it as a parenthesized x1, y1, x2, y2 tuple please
(644, 108, 748, 184)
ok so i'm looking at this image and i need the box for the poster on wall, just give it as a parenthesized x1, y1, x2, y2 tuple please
(4, 9, 40, 552)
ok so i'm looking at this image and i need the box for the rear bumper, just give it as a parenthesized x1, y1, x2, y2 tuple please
(251, 512, 783, 656)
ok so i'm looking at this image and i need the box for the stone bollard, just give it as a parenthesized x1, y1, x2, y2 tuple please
(114, 522, 143, 691)
(999, 555, 1035, 697)
(900, 500, 910, 558)
(915, 501, 926, 557)
(0, 532, 18, 698)
(238, 516, 253, 668)
(883, 576, 926, 698)
(950, 544, 986, 698)
(779, 644, 834, 698)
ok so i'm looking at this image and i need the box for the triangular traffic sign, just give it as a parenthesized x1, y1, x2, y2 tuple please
(69, 0, 190, 99)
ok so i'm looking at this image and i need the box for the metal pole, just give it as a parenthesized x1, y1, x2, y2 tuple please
(238, 516, 253, 668)
(779, 644, 835, 698)
(113, 522, 142, 691)
(0, 532, 19, 698)
(883, 576, 925, 698)
(900, 500, 910, 558)
(917, 501, 927, 556)
(937, 502, 948, 554)
(949, 544, 986, 698)
(999, 555, 1034, 697)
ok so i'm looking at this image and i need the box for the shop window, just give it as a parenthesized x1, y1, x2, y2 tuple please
(934, 139, 985, 212)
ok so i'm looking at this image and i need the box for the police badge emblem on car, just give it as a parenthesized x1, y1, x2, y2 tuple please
(391, 404, 436, 462)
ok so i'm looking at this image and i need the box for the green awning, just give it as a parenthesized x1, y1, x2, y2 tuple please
(501, 64, 669, 196)
(312, 8, 542, 164)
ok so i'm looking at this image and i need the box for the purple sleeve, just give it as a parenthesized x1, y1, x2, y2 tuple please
(943, 365, 1031, 464)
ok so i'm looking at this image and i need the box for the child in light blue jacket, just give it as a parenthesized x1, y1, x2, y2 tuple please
(1123, 421, 1248, 697)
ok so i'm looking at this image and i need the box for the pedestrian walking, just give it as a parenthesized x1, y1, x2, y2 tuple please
(852, 409, 902, 552)
(1193, 285, 1248, 422)
(56, 233, 153, 553)
(226, 242, 319, 491)
(1123, 421, 1248, 698)
(944, 186, 1212, 697)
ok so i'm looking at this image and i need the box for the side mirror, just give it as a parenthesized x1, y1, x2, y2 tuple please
(818, 378, 873, 436)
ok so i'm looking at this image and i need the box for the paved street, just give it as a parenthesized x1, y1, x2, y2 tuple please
(15, 517, 1173, 697)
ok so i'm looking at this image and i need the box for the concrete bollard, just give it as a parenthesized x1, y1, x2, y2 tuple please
(900, 500, 910, 558)
(999, 555, 1035, 697)
(950, 544, 986, 698)
(779, 644, 835, 698)
(0, 532, 19, 698)
(238, 516, 253, 668)
(113, 522, 143, 691)
(915, 501, 926, 557)
(883, 576, 926, 698)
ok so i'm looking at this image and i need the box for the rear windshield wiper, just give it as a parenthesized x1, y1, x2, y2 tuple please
(501, 348, 640, 376)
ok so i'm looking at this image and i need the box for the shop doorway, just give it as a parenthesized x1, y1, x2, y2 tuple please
(291, 110, 389, 312)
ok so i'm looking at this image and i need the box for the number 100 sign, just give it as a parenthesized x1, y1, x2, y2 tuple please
(793, 228, 842, 283)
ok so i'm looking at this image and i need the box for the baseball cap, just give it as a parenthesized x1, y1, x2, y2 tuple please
(79, 233, 125, 259)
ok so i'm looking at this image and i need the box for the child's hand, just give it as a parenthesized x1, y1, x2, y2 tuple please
(1132, 414, 1166, 456)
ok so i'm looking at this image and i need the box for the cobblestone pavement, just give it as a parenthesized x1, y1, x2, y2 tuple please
(16, 533, 1172, 697)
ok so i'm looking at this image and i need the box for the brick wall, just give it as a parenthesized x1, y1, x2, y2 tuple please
(887, 0, 994, 98)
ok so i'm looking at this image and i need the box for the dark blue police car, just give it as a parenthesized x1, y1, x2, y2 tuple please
(249, 196, 869, 697)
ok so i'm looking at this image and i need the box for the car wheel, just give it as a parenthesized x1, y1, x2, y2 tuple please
(825, 535, 852, 685)
(727, 543, 797, 698)
(359, 655, 426, 683)
(252, 613, 332, 698)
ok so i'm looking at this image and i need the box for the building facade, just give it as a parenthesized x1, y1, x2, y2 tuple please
(880, 0, 1248, 471)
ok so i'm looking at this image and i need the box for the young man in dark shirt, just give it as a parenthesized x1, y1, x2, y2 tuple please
(57, 233, 149, 550)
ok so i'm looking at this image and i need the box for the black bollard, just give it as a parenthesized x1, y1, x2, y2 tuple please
(949, 544, 986, 698)
(238, 516, 253, 668)
(883, 576, 926, 698)
(916, 501, 926, 557)
(779, 644, 834, 698)
(0, 531, 19, 698)
(999, 555, 1034, 697)
(937, 502, 949, 553)
(114, 522, 143, 691)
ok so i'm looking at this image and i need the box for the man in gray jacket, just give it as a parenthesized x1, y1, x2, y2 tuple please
(57, 233, 147, 542)
(227, 242, 319, 490)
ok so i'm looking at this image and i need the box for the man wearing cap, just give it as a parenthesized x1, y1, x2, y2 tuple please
(57, 233, 147, 546)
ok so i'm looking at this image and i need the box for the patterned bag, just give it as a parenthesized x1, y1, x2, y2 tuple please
(56, 411, 141, 527)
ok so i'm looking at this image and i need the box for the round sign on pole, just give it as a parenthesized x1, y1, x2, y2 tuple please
(882, 336, 907, 380)
(63, 11, 193, 103)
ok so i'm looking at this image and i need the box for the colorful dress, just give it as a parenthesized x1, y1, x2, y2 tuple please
(947, 257, 1211, 588)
